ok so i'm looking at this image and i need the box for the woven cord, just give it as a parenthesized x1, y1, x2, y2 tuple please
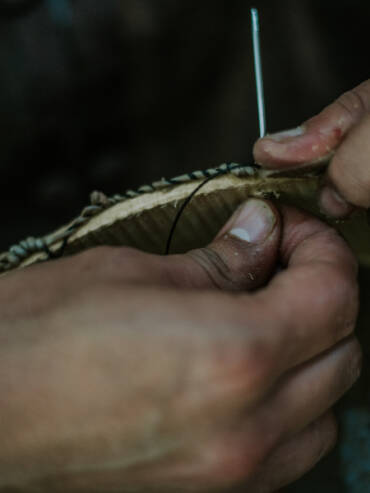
(0, 163, 259, 272)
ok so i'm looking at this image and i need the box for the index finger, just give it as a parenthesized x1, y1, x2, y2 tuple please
(249, 206, 358, 376)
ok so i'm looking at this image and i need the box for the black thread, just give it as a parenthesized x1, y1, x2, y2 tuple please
(165, 164, 252, 255)
(43, 238, 68, 260)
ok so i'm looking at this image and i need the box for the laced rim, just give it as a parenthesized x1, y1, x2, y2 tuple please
(0, 163, 263, 272)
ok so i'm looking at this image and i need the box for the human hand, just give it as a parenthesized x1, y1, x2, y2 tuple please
(253, 80, 370, 218)
(0, 199, 360, 492)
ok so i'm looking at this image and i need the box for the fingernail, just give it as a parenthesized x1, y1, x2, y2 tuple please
(267, 126, 305, 142)
(226, 199, 276, 244)
(319, 186, 353, 218)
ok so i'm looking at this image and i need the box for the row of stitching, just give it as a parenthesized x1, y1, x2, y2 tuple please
(0, 162, 300, 272)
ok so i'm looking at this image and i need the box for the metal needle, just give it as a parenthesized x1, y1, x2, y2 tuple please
(251, 8, 266, 138)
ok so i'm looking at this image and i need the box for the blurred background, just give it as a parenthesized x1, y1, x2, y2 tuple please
(0, 0, 369, 491)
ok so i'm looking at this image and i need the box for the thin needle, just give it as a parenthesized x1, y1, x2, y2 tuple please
(251, 8, 266, 138)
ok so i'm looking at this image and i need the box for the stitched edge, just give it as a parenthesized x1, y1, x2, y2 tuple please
(0, 163, 259, 272)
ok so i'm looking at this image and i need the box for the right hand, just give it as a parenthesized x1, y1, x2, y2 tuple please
(0, 200, 360, 492)
(253, 79, 370, 218)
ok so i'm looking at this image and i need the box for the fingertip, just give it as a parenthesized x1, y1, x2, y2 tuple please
(253, 126, 332, 169)
(178, 199, 282, 291)
(217, 198, 279, 244)
(253, 136, 288, 168)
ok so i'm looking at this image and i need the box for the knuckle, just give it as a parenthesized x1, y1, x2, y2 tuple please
(312, 414, 338, 463)
(332, 264, 358, 307)
(282, 257, 358, 341)
(317, 263, 359, 335)
(211, 336, 274, 404)
(336, 87, 370, 118)
(316, 260, 357, 303)
(199, 322, 274, 409)
(198, 436, 268, 488)
(353, 82, 370, 111)
(241, 344, 274, 400)
(188, 247, 238, 290)
(333, 338, 362, 398)
(189, 241, 268, 291)
(324, 414, 339, 448)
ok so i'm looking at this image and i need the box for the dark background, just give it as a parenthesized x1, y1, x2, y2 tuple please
(0, 1, 369, 491)
(1, 0, 370, 248)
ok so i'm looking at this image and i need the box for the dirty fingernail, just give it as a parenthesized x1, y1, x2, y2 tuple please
(319, 186, 353, 218)
(266, 126, 305, 142)
(223, 199, 276, 244)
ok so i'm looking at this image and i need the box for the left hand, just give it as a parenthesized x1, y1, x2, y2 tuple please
(0, 200, 360, 492)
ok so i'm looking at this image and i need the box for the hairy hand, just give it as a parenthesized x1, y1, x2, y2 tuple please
(254, 79, 370, 217)
(0, 199, 360, 492)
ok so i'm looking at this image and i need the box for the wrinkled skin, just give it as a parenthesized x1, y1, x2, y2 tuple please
(0, 199, 360, 492)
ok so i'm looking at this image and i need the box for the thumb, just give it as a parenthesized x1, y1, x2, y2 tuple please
(253, 80, 370, 169)
(167, 199, 281, 291)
